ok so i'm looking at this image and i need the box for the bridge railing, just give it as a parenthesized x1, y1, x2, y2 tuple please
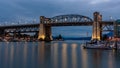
(0, 22, 39, 27)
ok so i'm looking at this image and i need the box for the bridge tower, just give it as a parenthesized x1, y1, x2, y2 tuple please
(38, 16, 52, 41)
(92, 12, 102, 40)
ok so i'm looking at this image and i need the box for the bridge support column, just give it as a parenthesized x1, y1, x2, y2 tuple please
(92, 12, 102, 40)
(0, 29, 5, 36)
(38, 16, 52, 41)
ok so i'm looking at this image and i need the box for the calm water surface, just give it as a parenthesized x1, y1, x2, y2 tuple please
(0, 41, 120, 68)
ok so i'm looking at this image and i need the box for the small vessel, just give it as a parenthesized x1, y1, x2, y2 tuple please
(82, 40, 119, 50)
(83, 44, 114, 50)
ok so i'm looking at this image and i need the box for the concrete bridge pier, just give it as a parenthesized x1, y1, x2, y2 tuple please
(38, 16, 52, 41)
(92, 12, 102, 40)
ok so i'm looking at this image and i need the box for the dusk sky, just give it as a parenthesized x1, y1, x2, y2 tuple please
(0, 0, 120, 23)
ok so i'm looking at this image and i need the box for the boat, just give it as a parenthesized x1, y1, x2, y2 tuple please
(82, 41, 119, 50)
(83, 45, 115, 50)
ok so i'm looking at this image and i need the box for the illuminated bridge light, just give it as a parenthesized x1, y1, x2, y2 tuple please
(84, 18, 87, 22)
(64, 18, 67, 22)
(55, 19, 58, 23)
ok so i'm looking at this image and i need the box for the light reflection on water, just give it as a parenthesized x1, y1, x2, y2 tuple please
(0, 41, 120, 68)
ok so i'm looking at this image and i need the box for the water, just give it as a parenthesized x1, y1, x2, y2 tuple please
(0, 41, 120, 68)
(52, 26, 92, 38)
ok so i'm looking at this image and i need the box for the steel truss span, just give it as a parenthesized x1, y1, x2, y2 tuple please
(51, 14, 93, 23)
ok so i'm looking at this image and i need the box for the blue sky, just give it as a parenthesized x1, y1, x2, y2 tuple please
(0, 0, 120, 24)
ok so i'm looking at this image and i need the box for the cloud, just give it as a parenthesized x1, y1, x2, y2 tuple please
(90, 0, 111, 5)
(0, 0, 120, 23)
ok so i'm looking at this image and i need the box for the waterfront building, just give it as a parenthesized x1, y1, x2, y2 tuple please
(115, 19, 120, 38)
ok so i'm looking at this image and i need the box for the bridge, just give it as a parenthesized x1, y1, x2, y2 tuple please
(0, 12, 116, 41)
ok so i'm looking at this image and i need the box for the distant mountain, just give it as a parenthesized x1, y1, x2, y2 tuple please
(53, 36, 91, 40)
(63, 37, 91, 40)
(53, 32, 114, 40)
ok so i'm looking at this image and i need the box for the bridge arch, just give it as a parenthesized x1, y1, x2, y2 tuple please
(50, 14, 93, 23)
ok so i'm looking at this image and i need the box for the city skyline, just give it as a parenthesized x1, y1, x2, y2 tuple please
(0, 0, 120, 23)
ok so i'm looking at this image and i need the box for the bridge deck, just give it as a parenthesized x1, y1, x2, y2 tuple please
(0, 21, 114, 29)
